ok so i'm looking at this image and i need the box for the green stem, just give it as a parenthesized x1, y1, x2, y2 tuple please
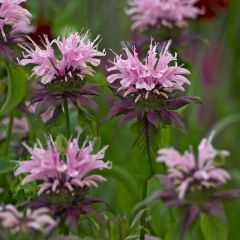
(140, 179, 148, 240)
(4, 112, 14, 157)
(63, 99, 70, 138)
(140, 117, 152, 240)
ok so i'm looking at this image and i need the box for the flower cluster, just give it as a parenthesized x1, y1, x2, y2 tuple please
(108, 40, 190, 102)
(18, 32, 105, 114)
(140, 136, 240, 237)
(18, 32, 105, 84)
(15, 136, 111, 195)
(107, 40, 200, 129)
(0, 205, 56, 234)
(127, 0, 202, 30)
(0, 0, 33, 55)
(158, 136, 230, 200)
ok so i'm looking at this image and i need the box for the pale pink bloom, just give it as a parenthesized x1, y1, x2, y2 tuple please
(107, 40, 190, 103)
(157, 137, 230, 199)
(0, 0, 32, 41)
(0, 205, 56, 234)
(18, 32, 105, 84)
(127, 0, 202, 30)
(0, 117, 29, 140)
(15, 137, 111, 195)
(107, 41, 190, 102)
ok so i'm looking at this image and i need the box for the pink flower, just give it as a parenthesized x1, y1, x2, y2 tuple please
(0, 205, 56, 234)
(0, 0, 32, 42)
(0, 117, 29, 140)
(15, 136, 111, 195)
(18, 32, 105, 84)
(157, 136, 230, 199)
(107, 40, 190, 103)
(106, 40, 201, 130)
(127, 0, 203, 30)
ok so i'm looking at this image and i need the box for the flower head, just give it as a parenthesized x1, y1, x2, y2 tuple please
(107, 40, 200, 129)
(18, 32, 105, 115)
(15, 136, 111, 195)
(141, 135, 240, 238)
(127, 0, 202, 30)
(157, 136, 230, 200)
(18, 32, 105, 84)
(0, 205, 56, 234)
(108, 40, 190, 101)
(0, 0, 33, 55)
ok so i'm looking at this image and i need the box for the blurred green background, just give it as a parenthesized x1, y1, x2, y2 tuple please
(1, 0, 240, 239)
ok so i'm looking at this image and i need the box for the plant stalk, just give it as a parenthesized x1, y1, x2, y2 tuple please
(63, 99, 70, 138)
(139, 117, 153, 240)
(140, 179, 148, 240)
(4, 112, 14, 157)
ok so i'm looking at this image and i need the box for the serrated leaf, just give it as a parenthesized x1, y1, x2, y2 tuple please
(131, 120, 170, 180)
(0, 63, 27, 116)
(200, 213, 228, 240)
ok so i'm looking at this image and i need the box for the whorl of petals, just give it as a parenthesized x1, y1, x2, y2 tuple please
(15, 137, 111, 195)
(127, 0, 203, 30)
(0, 205, 56, 234)
(107, 40, 190, 103)
(18, 32, 105, 84)
(0, 0, 33, 41)
(157, 136, 230, 199)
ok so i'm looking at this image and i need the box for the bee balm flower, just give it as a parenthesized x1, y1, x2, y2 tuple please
(0, 205, 56, 235)
(15, 136, 111, 195)
(127, 0, 202, 30)
(107, 40, 200, 130)
(0, 0, 33, 56)
(18, 32, 105, 114)
(157, 136, 230, 199)
(19, 32, 105, 85)
(142, 135, 240, 238)
(15, 135, 111, 227)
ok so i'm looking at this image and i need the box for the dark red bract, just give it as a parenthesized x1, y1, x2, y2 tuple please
(196, 0, 228, 19)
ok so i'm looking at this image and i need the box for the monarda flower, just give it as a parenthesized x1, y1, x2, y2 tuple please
(127, 0, 202, 30)
(0, 0, 33, 57)
(18, 32, 105, 114)
(0, 205, 56, 235)
(107, 40, 200, 130)
(15, 135, 111, 226)
(146, 136, 240, 237)
(158, 136, 230, 200)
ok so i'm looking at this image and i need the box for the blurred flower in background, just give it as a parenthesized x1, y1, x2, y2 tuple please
(158, 135, 230, 199)
(127, 0, 203, 30)
(0, 205, 56, 236)
(145, 134, 240, 237)
(0, 0, 33, 57)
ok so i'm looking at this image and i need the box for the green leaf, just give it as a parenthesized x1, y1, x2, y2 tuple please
(0, 159, 16, 174)
(102, 165, 139, 201)
(0, 62, 27, 116)
(164, 223, 179, 240)
(200, 213, 228, 240)
(131, 120, 170, 180)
